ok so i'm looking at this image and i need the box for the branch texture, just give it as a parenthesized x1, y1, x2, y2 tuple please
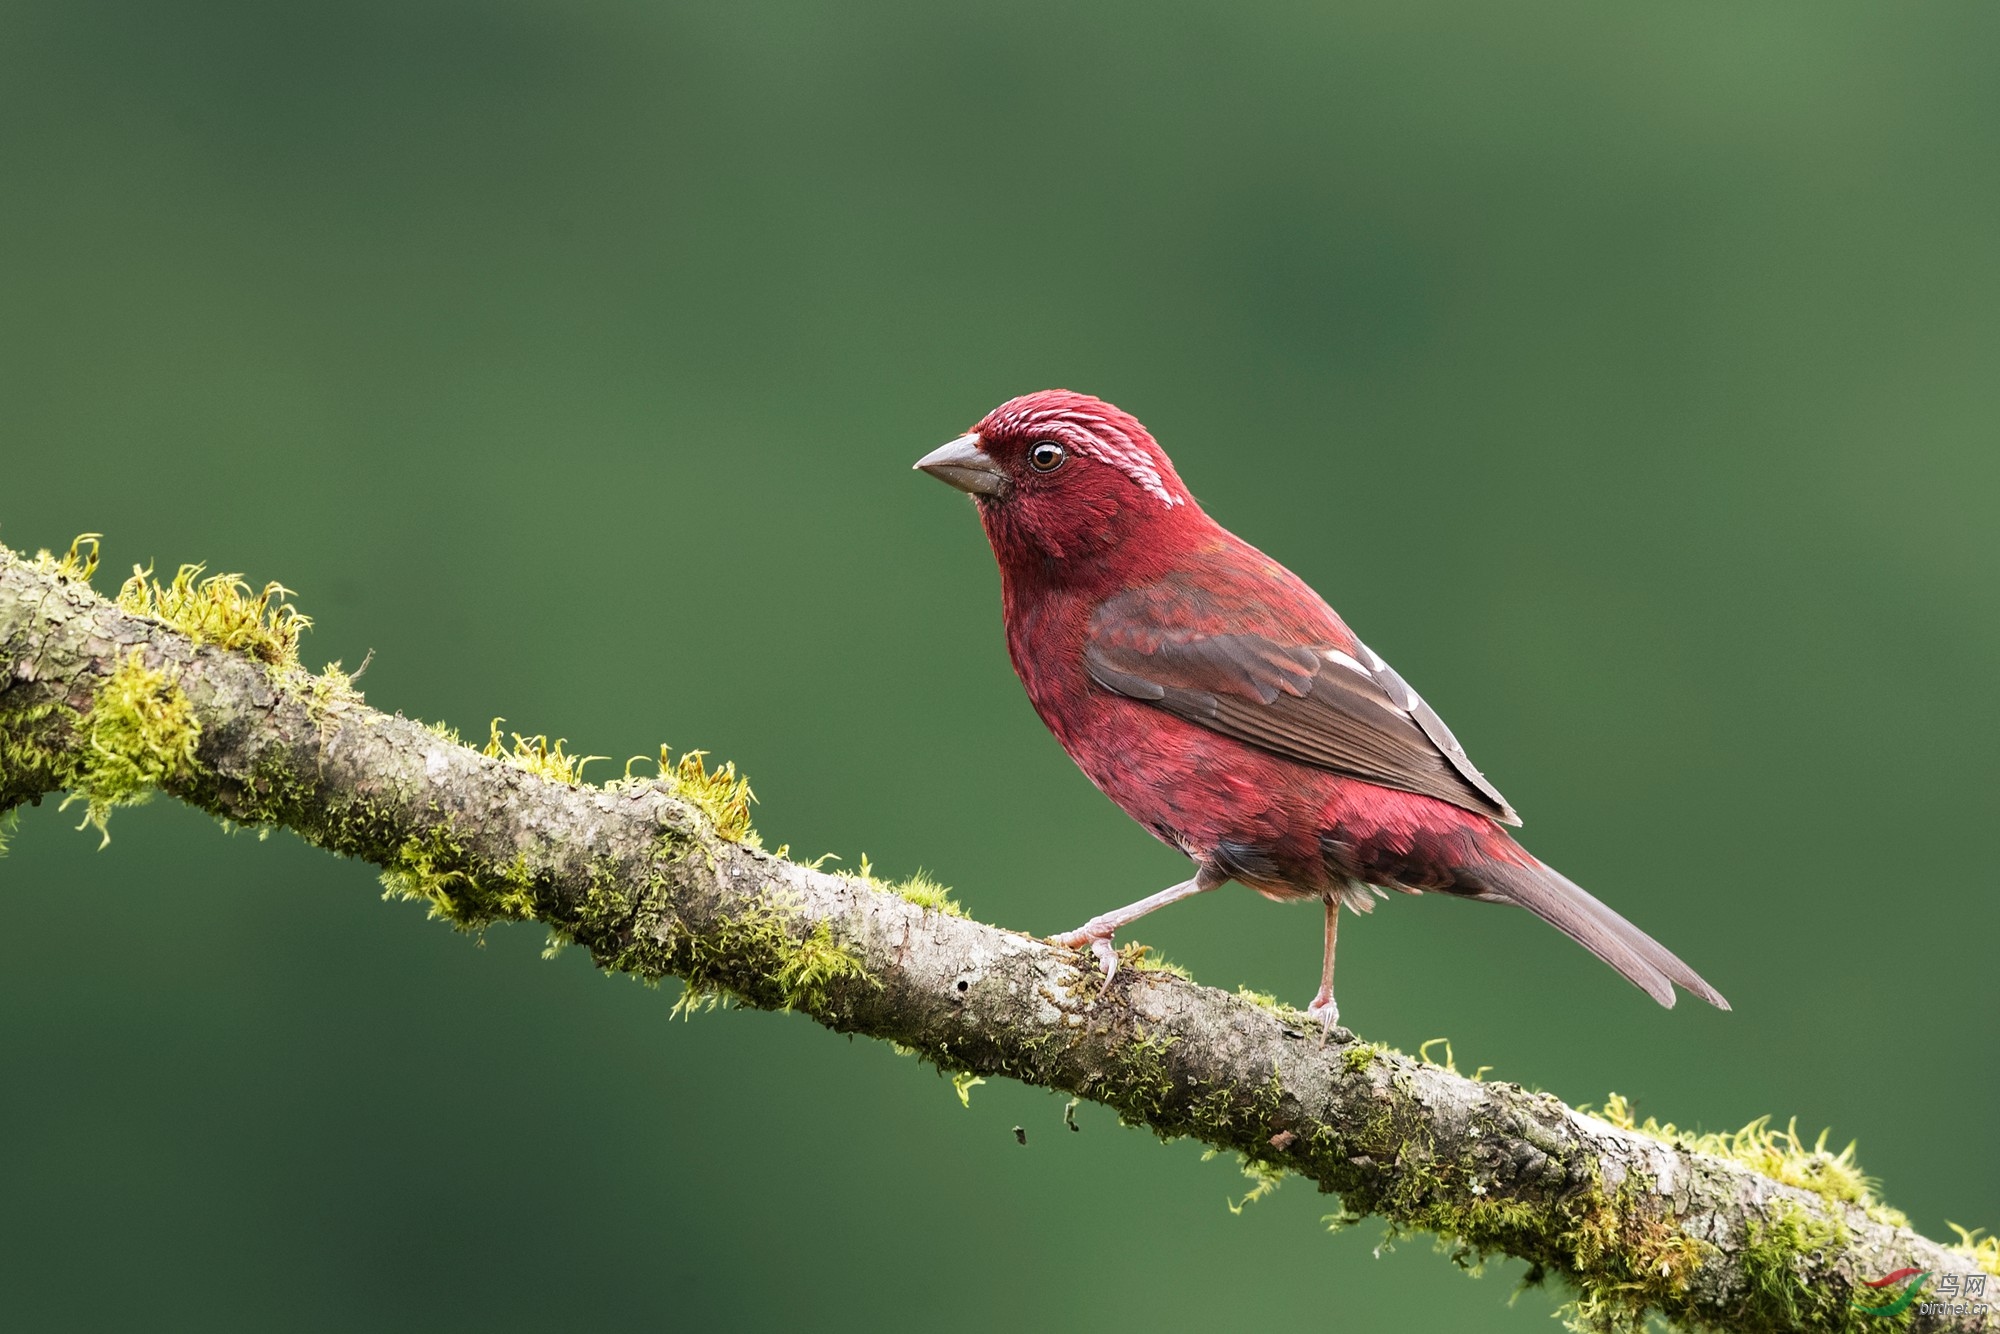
(0, 541, 1990, 1334)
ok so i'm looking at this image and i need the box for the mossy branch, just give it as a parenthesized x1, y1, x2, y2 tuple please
(0, 538, 1992, 1334)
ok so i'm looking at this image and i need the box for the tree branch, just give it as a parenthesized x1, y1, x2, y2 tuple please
(0, 540, 1990, 1334)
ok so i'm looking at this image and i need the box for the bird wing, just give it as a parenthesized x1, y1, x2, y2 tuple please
(1083, 567, 1520, 824)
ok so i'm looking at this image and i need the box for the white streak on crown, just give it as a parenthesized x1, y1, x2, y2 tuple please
(1019, 408, 1186, 507)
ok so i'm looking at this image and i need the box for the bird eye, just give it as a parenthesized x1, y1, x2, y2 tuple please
(1029, 441, 1067, 473)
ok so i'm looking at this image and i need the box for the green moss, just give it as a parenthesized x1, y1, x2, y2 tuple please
(833, 855, 968, 918)
(0, 698, 70, 813)
(1187, 1072, 1292, 1209)
(116, 562, 310, 669)
(1217, 1153, 1285, 1214)
(1231, 984, 1320, 1027)
(61, 650, 202, 845)
(409, 718, 757, 853)
(302, 662, 363, 731)
(1354, 1118, 1567, 1279)
(0, 644, 204, 847)
(1095, 1029, 1291, 1155)
(1547, 1170, 1717, 1334)
(380, 825, 871, 1022)
(887, 868, 966, 917)
(668, 889, 875, 1019)
(378, 825, 539, 929)
(1588, 1092, 1905, 1228)
(1329, 1099, 1725, 1334)
(1236, 985, 1282, 1012)
(29, 533, 101, 583)
(1427, 1198, 1549, 1276)
(1342, 1043, 1383, 1073)
(1184, 1069, 1285, 1147)
(1415, 1038, 1490, 1081)
(560, 862, 680, 983)
(1947, 1224, 2000, 1278)
(1530, 1093, 1997, 1328)
(482, 718, 604, 786)
(1101, 1029, 1182, 1131)
(652, 745, 758, 845)
(770, 919, 874, 1013)
(1121, 941, 1192, 980)
(224, 740, 422, 862)
(951, 1070, 985, 1107)
(1734, 1198, 1853, 1333)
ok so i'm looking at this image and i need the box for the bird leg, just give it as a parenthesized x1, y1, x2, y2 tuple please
(1051, 868, 1223, 983)
(1307, 897, 1341, 1036)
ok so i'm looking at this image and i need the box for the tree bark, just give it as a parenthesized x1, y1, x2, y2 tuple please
(0, 542, 1990, 1334)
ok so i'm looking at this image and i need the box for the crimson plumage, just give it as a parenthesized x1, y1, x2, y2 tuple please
(916, 389, 1726, 1026)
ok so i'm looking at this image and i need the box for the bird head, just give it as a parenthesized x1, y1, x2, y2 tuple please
(914, 390, 1200, 566)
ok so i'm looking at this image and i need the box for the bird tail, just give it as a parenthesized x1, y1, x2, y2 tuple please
(1463, 853, 1729, 1011)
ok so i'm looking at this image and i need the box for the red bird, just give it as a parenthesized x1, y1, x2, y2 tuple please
(916, 389, 1727, 1028)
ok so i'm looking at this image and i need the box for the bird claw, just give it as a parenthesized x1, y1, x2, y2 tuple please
(1050, 925, 1121, 985)
(1307, 994, 1340, 1042)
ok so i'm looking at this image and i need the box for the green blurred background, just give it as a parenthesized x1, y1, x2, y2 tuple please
(3, 2, 1996, 1329)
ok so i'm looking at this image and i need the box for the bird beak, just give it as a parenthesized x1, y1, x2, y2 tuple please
(914, 433, 1009, 497)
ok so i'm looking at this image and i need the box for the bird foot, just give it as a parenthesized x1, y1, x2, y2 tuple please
(1306, 993, 1340, 1041)
(1051, 924, 1121, 984)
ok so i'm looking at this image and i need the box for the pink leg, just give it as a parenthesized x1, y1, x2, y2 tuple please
(1307, 898, 1341, 1035)
(1052, 869, 1222, 982)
